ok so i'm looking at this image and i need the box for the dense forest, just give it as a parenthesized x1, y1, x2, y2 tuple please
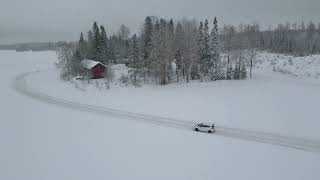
(223, 21, 320, 55)
(57, 16, 320, 85)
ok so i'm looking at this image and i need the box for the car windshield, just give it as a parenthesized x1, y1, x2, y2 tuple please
(200, 124, 210, 127)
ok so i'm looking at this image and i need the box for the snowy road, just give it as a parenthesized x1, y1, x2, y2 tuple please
(13, 71, 320, 153)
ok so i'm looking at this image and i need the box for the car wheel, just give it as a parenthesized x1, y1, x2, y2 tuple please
(195, 128, 199, 131)
(208, 130, 212, 133)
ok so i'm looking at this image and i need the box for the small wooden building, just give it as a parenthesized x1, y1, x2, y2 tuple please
(80, 59, 107, 79)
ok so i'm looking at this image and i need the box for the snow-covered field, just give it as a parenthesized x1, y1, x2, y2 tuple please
(26, 52, 320, 139)
(255, 52, 320, 80)
(1, 50, 320, 180)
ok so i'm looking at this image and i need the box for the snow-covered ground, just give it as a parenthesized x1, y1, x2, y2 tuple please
(1, 50, 320, 180)
(26, 52, 320, 139)
(255, 52, 320, 80)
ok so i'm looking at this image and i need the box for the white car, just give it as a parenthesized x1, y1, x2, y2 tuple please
(193, 123, 215, 133)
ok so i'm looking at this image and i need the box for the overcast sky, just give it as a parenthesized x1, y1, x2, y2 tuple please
(1, 0, 319, 44)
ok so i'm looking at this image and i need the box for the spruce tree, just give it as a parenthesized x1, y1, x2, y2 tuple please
(128, 34, 141, 86)
(86, 31, 94, 59)
(129, 34, 140, 68)
(99, 25, 108, 64)
(159, 18, 169, 85)
(233, 62, 241, 80)
(142, 16, 153, 77)
(226, 64, 233, 80)
(210, 17, 221, 79)
(198, 21, 204, 73)
(168, 18, 174, 37)
(78, 32, 86, 59)
(203, 19, 211, 76)
(240, 63, 247, 79)
(107, 37, 115, 63)
(92, 22, 102, 62)
(167, 18, 175, 81)
(168, 18, 175, 57)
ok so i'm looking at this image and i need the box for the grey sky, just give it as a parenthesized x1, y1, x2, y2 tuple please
(1, 0, 319, 44)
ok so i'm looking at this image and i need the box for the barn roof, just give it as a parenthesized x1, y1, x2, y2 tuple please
(81, 59, 106, 69)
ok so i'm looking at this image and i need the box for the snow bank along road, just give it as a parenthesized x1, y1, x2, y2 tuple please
(13, 71, 320, 153)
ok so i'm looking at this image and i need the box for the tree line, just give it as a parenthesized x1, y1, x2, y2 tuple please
(57, 17, 319, 85)
(221, 21, 320, 56)
(57, 16, 248, 84)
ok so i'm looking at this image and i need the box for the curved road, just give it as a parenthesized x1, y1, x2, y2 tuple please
(13, 71, 320, 153)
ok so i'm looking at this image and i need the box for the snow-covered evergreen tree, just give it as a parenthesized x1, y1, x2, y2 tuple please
(99, 25, 108, 64)
(106, 36, 115, 63)
(210, 17, 222, 79)
(117, 24, 130, 40)
(150, 20, 161, 82)
(168, 18, 175, 38)
(198, 21, 204, 77)
(240, 63, 247, 79)
(202, 19, 211, 77)
(142, 16, 153, 78)
(128, 34, 142, 86)
(233, 62, 241, 80)
(93, 22, 103, 62)
(226, 64, 233, 80)
(86, 30, 94, 60)
(78, 32, 86, 59)
(167, 18, 175, 81)
(128, 35, 140, 68)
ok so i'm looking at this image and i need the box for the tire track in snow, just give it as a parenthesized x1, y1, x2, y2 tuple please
(12, 71, 320, 153)
(217, 126, 320, 152)
(12, 72, 195, 131)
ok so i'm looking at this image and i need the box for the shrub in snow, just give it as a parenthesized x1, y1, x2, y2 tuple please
(127, 66, 143, 87)
(277, 68, 291, 75)
(191, 65, 200, 80)
(233, 63, 241, 80)
(212, 68, 225, 80)
(273, 66, 276, 72)
(106, 83, 110, 89)
(240, 63, 247, 79)
(226, 64, 233, 80)
(270, 61, 277, 66)
(288, 59, 294, 65)
(129, 68, 142, 87)
(118, 74, 130, 86)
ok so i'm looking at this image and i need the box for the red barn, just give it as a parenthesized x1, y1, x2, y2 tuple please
(81, 59, 108, 79)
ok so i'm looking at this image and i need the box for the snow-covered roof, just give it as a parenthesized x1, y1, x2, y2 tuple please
(81, 59, 106, 69)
